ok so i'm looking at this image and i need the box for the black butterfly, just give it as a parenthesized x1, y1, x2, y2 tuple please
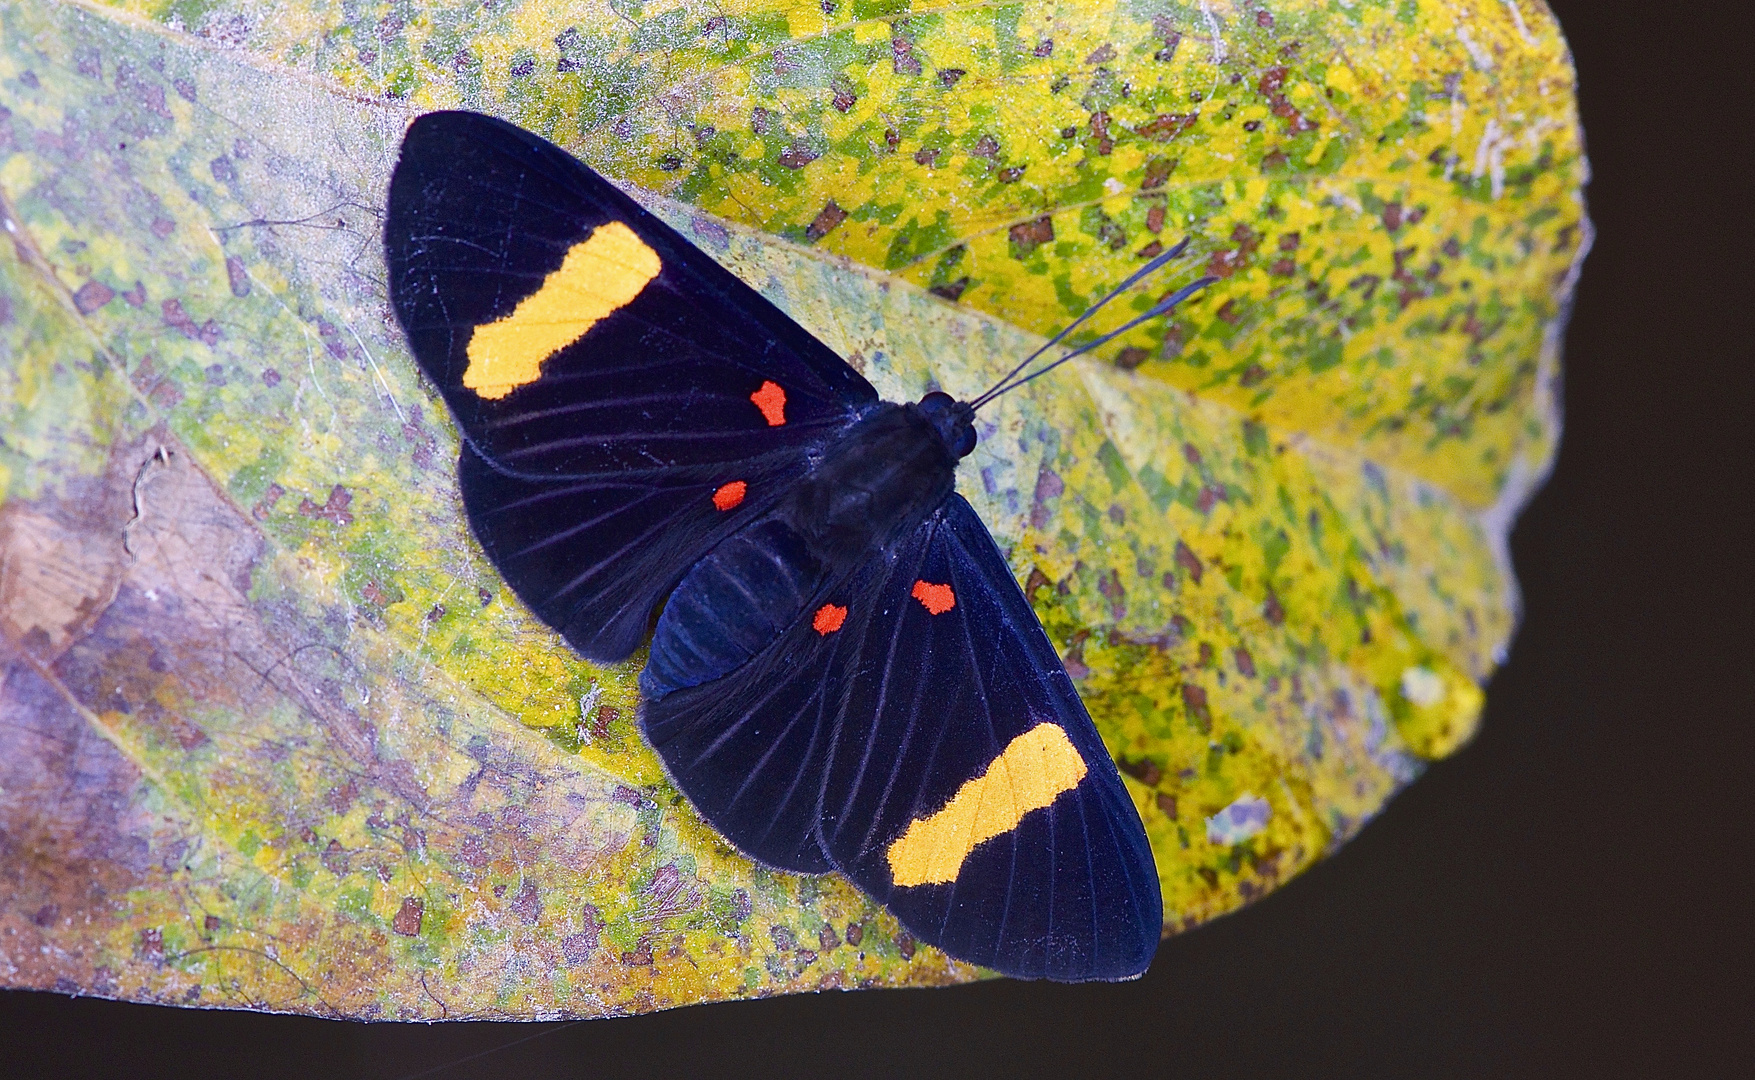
(385, 111, 1211, 981)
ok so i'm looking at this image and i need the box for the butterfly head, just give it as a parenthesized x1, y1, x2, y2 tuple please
(917, 391, 977, 460)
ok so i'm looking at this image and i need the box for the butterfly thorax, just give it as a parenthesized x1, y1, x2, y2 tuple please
(783, 393, 974, 571)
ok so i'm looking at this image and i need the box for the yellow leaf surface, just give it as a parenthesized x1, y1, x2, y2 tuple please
(0, 0, 1585, 1017)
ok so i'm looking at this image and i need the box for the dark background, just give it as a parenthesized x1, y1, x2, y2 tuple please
(5, 1, 1749, 1076)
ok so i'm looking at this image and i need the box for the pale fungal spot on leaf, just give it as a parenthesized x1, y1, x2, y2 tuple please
(1206, 794, 1272, 846)
(1400, 665, 1448, 707)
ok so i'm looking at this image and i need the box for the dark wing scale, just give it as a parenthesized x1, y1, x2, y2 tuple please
(815, 497, 1162, 981)
(639, 598, 854, 874)
(385, 111, 880, 660)
(457, 447, 805, 660)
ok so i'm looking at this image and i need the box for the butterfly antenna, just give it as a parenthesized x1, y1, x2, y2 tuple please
(970, 237, 1192, 410)
(972, 272, 1218, 409)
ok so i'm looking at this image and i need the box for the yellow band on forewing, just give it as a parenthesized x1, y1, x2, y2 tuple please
(886, 723, 1088, 888)
(462, 221, 661, 399)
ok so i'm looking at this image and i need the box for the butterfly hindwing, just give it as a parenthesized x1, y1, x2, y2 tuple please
(385, 111, 878, 659)
(815, 496, 1162, 980)
(642, 494, 1161, 979)
(638, 575, 847, 874)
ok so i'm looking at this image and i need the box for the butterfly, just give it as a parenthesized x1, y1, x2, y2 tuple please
(384, 111, 1211, 982)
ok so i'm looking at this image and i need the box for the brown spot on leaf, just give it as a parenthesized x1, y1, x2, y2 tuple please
(73, 280, 114, 314)
(1142, 157, 1176, 189)
(929, 278, 969, 302)
(1207, 251, 1249, 279)
(1008, 215, 1054, 257)
(392, 896, 424, 937)
(1116, 346, 1150, 370)
(891, 37, 921, 76)
(1263, 588, 1286, 625)
(509, 879, 541, 924)
(1034, 39, 1054, 58)
(1085, 43, 1116, 64)
(298, 485, 353, 526)
(1138, 113, 1198, 141)
(1181, 683, 1213, 733)
(225, 256, 250, 298)
(805, 200, 847, 241)
(913, 147, 939, 167)
(895, 931, 916, 960)
(845, 921, 864, 946)
(136, 927, 164, 964)
(938, 68, 965, 88)
(1029, 465, 1064, 528)
(322, 838, 349, 876)
(162, 299, 220, 345)
(1175, 541, 1204, 583)
(1146, 205, 1166, 233)
(251, 482, 283, 521)
(1118, 756, 1162, 787)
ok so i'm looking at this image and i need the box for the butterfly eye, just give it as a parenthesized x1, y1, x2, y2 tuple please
(952, 423, 976, 458)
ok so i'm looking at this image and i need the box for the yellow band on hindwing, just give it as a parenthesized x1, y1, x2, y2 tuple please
(886, 723, 1088, 888)
(463, 221, 661, 399)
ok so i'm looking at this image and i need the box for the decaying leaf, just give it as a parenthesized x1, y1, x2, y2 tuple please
(0, 0, 1586, 1017)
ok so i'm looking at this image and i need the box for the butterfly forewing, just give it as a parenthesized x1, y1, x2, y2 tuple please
(385, 111, 878, 659)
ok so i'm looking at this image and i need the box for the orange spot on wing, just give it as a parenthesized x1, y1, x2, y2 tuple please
(750, 380, 787, 426)
(711, 481, 747, 511)
(812, 603, 848, 635)
(911, 580, 956, 615)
